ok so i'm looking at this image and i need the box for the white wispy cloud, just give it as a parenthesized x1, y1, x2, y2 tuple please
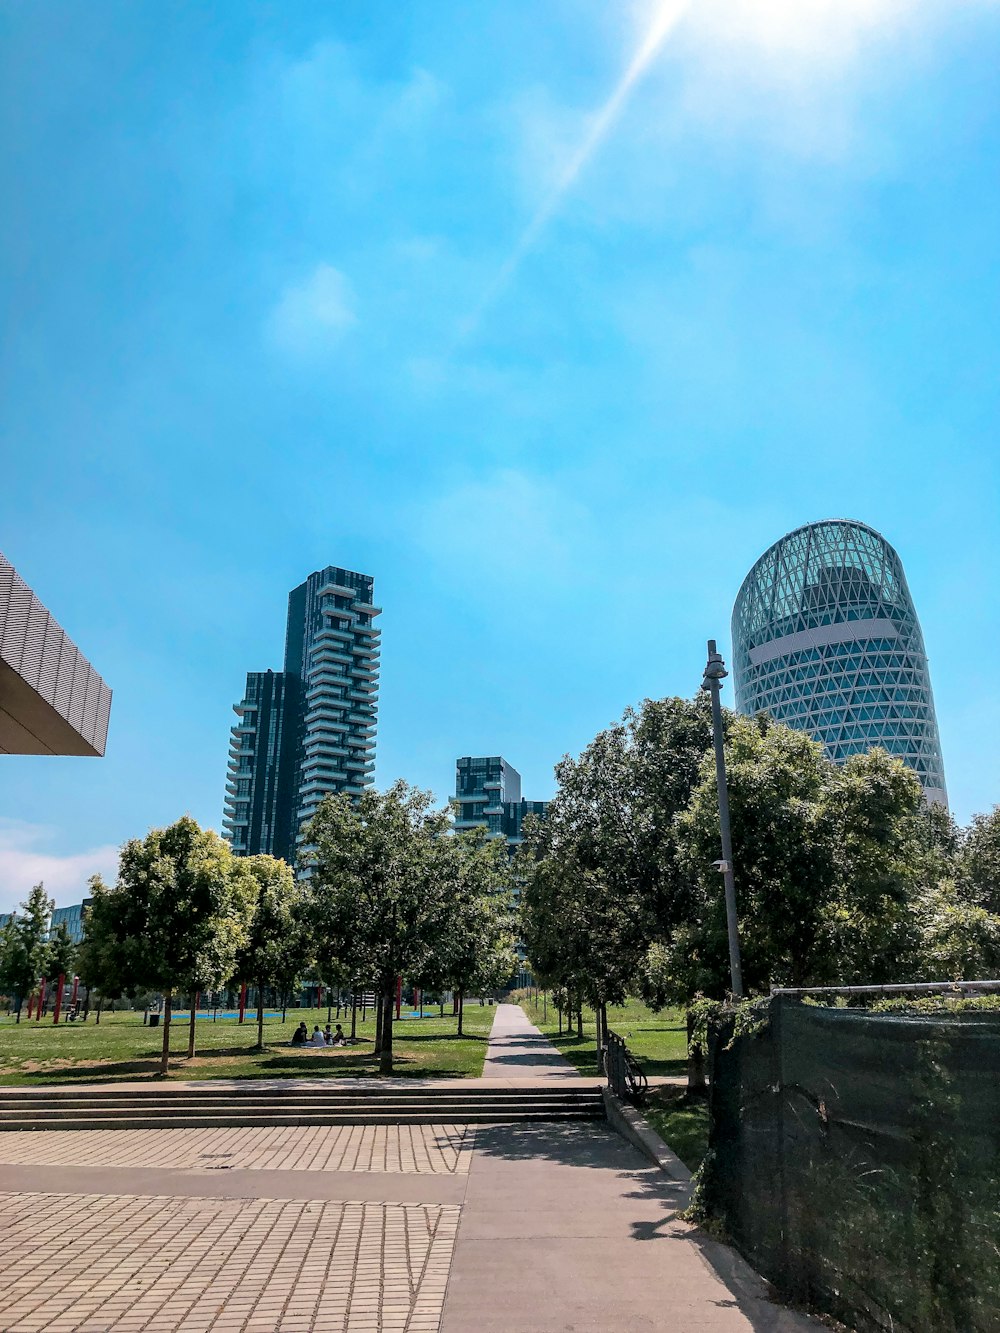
(0, 821, 118, 915)
(268, 263, 357, 356)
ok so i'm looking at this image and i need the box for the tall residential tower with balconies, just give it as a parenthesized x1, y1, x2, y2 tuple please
(222, 566, 380, 863)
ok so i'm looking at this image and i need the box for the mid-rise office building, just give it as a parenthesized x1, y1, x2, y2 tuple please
(223, 566, 380, 862)
(0, 899, 92, 945)
(454, 756, 548, 851)
(731, 519, 947, 805)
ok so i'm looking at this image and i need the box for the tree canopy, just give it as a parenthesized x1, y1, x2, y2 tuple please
(303, 780, 454, 1073)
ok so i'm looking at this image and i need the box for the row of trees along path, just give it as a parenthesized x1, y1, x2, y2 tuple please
(24, 781, 516, 1076)
(520, 695, 1000, 1086)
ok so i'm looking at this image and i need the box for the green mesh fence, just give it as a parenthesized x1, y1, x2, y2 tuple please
(705, 998, 1000, 1332)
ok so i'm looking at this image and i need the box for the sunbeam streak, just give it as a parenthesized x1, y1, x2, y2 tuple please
(455, 1, 689, 347)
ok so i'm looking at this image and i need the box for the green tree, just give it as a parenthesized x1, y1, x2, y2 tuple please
(427, 827, 517, 1035)
(0, 917, 29, 1019)
(303, 781, 451, 1074)
(522, 696, 714, 1060)
(671, 713, 837, 999)
(48, 921, 76, 983)
(113, 817, 254, 1073)
(233, 855, 311, 1050)
(911, 879, 1000, 981)
(75, 874, 133, 1022)
(961, 806, 1000, 913)
(0, 884, 55, 1019)
(820, 748, 926, 984)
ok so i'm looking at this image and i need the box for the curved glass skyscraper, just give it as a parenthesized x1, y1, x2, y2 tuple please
(732, 520, 947, 805)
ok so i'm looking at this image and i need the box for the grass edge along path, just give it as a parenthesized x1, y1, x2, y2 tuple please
(516, 995, 709, 1172)
(0, 1006, 496, 1084)
(516, 995, 687, 1079)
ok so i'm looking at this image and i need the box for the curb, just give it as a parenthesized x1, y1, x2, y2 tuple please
(601, 1086, 692, 1182)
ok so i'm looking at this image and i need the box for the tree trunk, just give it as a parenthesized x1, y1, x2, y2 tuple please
(350, 990, 358, 1041)
(686, 1009, 707, 1095)
(256, 988, 265, 1051)
(15, 997, 21, 1024)
(379, 985, 394, 1075)
(95, 995, 104, 1025)
(576, 999, 583, 1040)
(457, 987, 464, 1036)
(160, 990, 172, 1076)
(327, 993, 333, 1024)
(187, 993, 198, 1059)
(374, 990, 384, 1054)
(558, 1003, 562, 1035)
(82, 988, 90, 1022)
(282, 993, 288, 1023)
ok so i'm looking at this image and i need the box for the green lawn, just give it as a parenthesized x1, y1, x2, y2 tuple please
(517, 995, 687, 1078)
(643, 1086, 711, 1173)
(0, 1004, 497, 1084)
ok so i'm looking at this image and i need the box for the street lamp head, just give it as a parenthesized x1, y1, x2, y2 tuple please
(702, 641, 729, 691)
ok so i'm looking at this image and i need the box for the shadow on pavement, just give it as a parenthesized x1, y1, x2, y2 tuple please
(469, 1122, 817, 1330)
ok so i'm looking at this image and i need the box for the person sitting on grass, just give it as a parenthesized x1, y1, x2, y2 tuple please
(310, 1025, 327, 1047)
(324, 1024, 334, 1044)
(332, 1024, 347, 1046)
(290, 1022, 308, 1046)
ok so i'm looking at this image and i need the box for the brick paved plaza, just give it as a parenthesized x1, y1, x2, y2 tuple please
(0, 1007, 819, 1332)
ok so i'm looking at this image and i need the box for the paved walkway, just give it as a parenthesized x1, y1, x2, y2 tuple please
(444, 1005, 819, 1330)
(0, 1007, 821, 1331)
(479, 1002, 579, 1079)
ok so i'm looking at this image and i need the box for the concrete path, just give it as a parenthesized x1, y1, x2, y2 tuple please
(441, 1120, 819, 1332)
(480, 1002, 580, 1080)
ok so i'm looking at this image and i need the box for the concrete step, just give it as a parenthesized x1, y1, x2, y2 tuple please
(0, 1087, 590, 1105)
(0, 1096, 598, 1113)
(0, 1085, 605, 1130)
(0, 1107, 604, 1131)
(0, 1099, 595, 1119)
(0, 1100, 593, 1116)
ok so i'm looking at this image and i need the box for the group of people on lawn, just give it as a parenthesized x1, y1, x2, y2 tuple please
(290, 1021, 349, 1048)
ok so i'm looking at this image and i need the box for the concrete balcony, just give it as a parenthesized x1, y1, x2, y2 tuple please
(316, 579, 356, 599)
(344, 758, 375, 772)
(303, 747, 348, 765)
(232, 701, 258, 716)
(310, 647, 350, 664)
(306, 682, 347, 702)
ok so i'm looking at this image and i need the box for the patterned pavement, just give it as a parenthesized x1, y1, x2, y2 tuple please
(0, 1124, 475, 1176)
(0, 1191, 458, 1332)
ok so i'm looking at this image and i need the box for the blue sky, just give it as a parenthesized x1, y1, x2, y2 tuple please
(1, 0, 999, 910)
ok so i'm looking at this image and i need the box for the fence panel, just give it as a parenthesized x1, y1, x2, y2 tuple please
(705, 998, 1000, 1332)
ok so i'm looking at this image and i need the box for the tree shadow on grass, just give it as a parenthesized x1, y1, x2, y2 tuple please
(543, 1033, 687, 1079)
